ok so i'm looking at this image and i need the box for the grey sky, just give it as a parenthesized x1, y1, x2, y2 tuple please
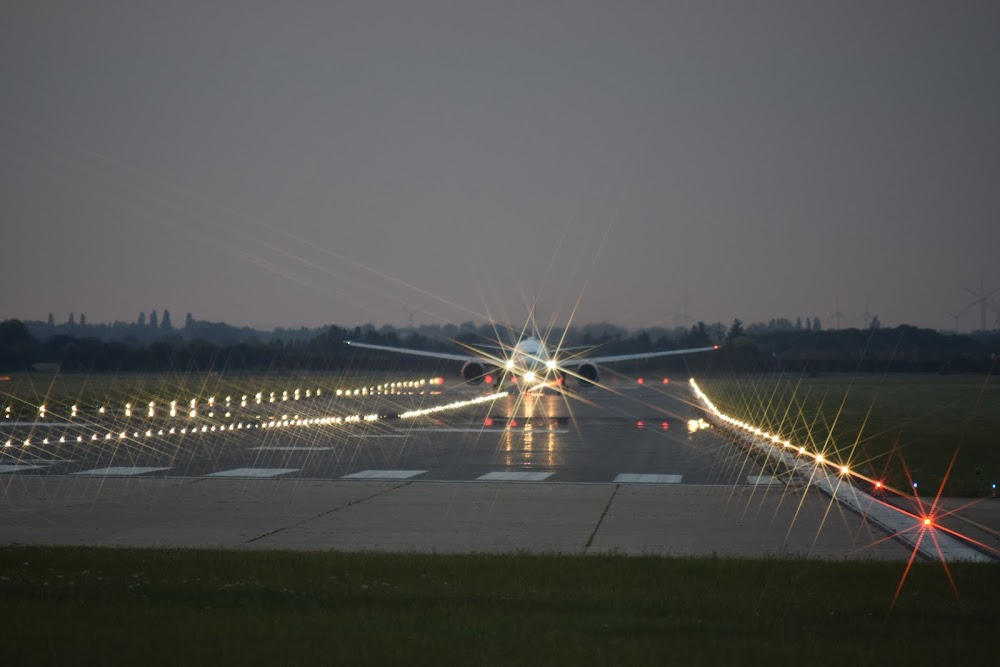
(2, 1, 998, 332)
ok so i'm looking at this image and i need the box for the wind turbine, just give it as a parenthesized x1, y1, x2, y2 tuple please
(962, 278, 999, 332)
(828, 296, 845, 330)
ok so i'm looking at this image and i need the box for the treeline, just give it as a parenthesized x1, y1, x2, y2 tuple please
(0, 318, 997, 375)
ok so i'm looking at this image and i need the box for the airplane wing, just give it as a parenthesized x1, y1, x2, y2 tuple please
(344, 340, 482, 363)
(559, 345, 718, 367)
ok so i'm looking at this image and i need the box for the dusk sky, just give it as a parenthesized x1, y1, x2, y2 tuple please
(2, 2, 998, 332)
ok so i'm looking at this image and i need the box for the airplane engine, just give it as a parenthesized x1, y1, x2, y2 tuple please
(576, 363, 599, 387)
(460, 360, 486, 384)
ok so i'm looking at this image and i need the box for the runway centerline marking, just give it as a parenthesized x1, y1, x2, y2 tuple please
(209, 468, 299, 478)
(342, 470, 427, 480)
(72, 467, 172, 476)
(614, 474, 683, 484)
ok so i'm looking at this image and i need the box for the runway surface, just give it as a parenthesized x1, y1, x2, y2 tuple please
(2, 377, 990, 558)
(1, 380, 765, 484)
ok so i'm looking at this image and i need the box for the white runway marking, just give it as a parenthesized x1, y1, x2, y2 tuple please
(477, 471, 554, 482)
(209, 468, 299, 478)
(250, 446, 333, 451)
(0, 464, 44, 474)
(401, 428, 569, 434)
(747, 475, 783, 486)
(614, 474, 683, 484)
(342, 469, 427, 480)
(72, 467, 172, 476)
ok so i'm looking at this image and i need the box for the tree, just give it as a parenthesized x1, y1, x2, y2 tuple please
(185, 312, 194, 330)
(812, 317, 822, 332)
(138, 312, 146, 327)
(795, 317, 802, 330)
(727, 318, 745, 341)
(161, 309, 173, 330)
(47, 313, 55, 327)
(150, 310, 158, 328)
(80, 313, 87, 326)
(68, 313, 75, 326)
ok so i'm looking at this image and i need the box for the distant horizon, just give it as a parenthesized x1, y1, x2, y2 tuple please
(8, 309, 994, 336)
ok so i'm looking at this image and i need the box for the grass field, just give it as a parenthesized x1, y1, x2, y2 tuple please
(698, 374, 1000, 497)
(2, 546, 998, 666)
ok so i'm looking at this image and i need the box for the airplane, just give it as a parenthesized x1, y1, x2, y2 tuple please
(344, 331, 717, 392)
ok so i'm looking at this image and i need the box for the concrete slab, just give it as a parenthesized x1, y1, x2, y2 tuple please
(588, 484, 910, 559)
(0, 477, 400, 548)
(250, 482, 612, 553)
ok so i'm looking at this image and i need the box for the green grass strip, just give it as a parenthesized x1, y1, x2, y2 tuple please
(3, 546, 998, 665)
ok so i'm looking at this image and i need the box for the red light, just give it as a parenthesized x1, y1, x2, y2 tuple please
(484, 418, 493, 427)
(637, 420, 644, 429)
(923, 518, 932, 527)
(661, 421, 669, 429)
(875, 481, 883, 489)
(431, 377, 444, 385)
(637, 378, 644, 384)
(510, 419, 518, 427)
(713, 345, 719, 350)
(662, 378, 669, 384)
(484, 375, 493, 385)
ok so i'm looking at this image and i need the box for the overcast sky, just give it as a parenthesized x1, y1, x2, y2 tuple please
(2, 1, 998, 332)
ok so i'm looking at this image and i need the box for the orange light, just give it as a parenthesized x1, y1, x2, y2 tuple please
(431, 377, 444, 385)
(923, 518, 932, 527)
(875, 481, 883, 488)
(662, 378, 669, 384)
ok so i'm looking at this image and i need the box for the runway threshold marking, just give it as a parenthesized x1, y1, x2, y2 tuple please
(209, 468, 300, 478)
(613, 474, 683, 484)
(747, 475, 783, 486)
(403, 428, 570, 434)
(72, 467, 172, 476)
(250, 446, 334, 451)
(477, 472, 554, 482)
(342, 469, 427, 480)
(0, 464, 45, 474)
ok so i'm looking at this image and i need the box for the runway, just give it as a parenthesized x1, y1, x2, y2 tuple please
(0, 377, 987, 558)
(1, 379, 765, 484)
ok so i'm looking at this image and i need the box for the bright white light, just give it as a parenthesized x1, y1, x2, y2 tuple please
(524, 372, 536, 383)
(545, 360, 557, 370)
(506, 359, 515, 370)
